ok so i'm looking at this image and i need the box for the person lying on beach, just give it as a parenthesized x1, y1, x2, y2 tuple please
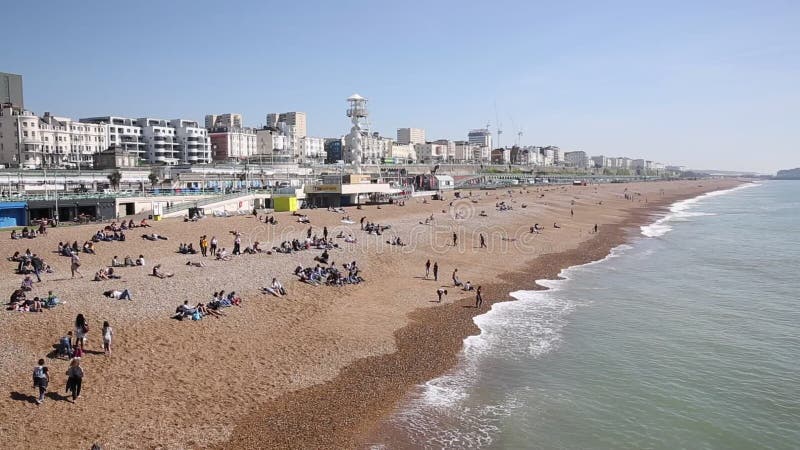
(151, 264, 174, 278)
(553, 222, 561, 229)
(142, 233, 168, 241)
(103, 289, 132, 300)
(186, 260, 205, 267)
(216, 248, 232, 261)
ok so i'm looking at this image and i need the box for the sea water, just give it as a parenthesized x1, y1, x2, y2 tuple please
(379, 181, 800, 449)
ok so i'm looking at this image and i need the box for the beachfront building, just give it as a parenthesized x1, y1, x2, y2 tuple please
(266, 112, 307, 139)
(468, 128, 492, 149)
(397, 127, 425, 145)
(255, 127, 292, 163)
(81, 116, 145, 161)
(205, 113, 242, 130)
(79, 116, 211, 165)
(1, 72, 24, 108)
(209, 128, 257, 161)
(591, 155, 609, 168)
(387, 142, 417, 162)
(0, 106, 108, 169)
(206, 113, 257, 161)
(324, 138, 344, 163)
(564, 151, 590, 168)
(298, 136, 325, 163)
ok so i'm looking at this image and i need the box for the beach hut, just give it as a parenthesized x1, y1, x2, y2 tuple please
(273, 196, 299, 212)
(0, 202, 27, 228)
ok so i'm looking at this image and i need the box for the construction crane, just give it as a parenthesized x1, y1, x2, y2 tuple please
(494, 102, 503, 150)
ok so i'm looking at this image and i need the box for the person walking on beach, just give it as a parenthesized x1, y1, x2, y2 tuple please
(65, 358, 84, 402)
(571, 208, 574, 217)
(594, 224, 598, 234)
(102, 321, 113, 356)
(425, 259, 431, 279)
(233, 235, 241, 255)
(436, 288, 447, 303)
(32, 358, 48, 404)
(475, 286, 483, 308)
(479, 233, 487, 248)
(70, 253, 82, 278)
(210, 236, 218, 256)
(323, 226, 329, 241)
(433, 262, 439, 281)
(452, 232, 458, 247)
(74, 314, 88, 350)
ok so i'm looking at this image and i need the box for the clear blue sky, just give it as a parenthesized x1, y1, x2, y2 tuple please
(3, 0, 798, 173)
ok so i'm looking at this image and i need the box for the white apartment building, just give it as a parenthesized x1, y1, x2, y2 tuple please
(298, 136, 325, 162)
(414, 141, 453, 162)
(388, 142, 417, 161)
(397, 127, 425, 145)
(80, 116, 210, 165)
(0, 106, 108, 168)
(564, 151, 590, 168)
(169, 119, 211, 164)
(360, 133, 392, 163)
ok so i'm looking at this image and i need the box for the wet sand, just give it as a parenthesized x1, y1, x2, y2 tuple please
(0, 179, 741, 449)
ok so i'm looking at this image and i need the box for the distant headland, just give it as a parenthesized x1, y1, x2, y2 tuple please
(774, 168, 800, 180)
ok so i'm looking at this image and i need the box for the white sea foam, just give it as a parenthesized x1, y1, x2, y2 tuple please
(641, 183, 760, 237)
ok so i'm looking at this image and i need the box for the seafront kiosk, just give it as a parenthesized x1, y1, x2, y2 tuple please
(304, 174, 397, 207)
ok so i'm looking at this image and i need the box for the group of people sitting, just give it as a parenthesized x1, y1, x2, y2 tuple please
(386, 236, 406, 246)
(177, 243, 198, 254)
(257, 215, 278, 225)
(496, 201, 514, 211)
(57, 241, 96, 256)
(293, 261, 364, 286)
(10, 226, 42, 240)
(93, 267, 121, 281)
(110, 255, 145, 267)
(273, 237, 339, 254)
(363, 221, 391, 235)
(92, 228, 126, 242)
(10, 251, 52, 277)
(7, 289, 61, 311)
(173, 290, 242, 320)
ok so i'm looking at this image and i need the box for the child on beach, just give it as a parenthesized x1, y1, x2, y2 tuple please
(436, 288, 447, 303)
(32, 358, 48, 404)
(102, 321, 113, 355)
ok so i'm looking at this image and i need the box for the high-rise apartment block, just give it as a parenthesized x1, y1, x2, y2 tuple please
(397, 127, 425, 145)
(266, 112, 306, 138)
(0, 72, 24, 109)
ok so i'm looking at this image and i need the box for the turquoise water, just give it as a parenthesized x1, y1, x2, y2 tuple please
(380, 181, 800, 449)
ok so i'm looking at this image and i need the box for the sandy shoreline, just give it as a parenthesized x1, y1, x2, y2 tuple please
(0, 179, 741, 449)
